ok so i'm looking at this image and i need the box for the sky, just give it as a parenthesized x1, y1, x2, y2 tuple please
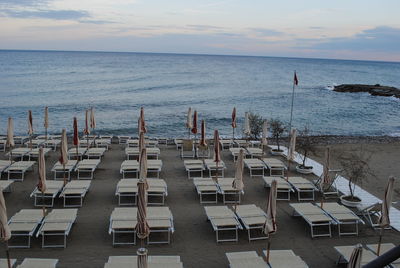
(0, 0, 399, 62)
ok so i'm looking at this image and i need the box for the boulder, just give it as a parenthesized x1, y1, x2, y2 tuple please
(333, 84, 400, 98)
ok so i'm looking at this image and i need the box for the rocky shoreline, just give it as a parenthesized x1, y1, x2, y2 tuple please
(333, 84, 400, 98)
(276, 135, 400, 145)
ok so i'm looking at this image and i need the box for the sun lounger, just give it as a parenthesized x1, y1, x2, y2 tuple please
(78, 139, 95, 148)
(16, 258, 59, 268)
(184, 160, 205, 179)
(109, 207, 174, 245)
(115, 179, 168, 205)
(43, 139, 61, 151)
(0, 180, 14, 192)
(174, 139, 183, 150)
(263, 176, 293, 201)
(105, 255, 183, 268)
(262, 250, 309, 268)
(219, 139, 233, 150)
(118, 135, 132, 144)
(25, 139, 45, 148)
(229, 148, 249, 162)
(120, 160, 163, 179)
(125, 147, 160, 160)
(67, 147, 87, 160)
(0, 258, 16, 267)
(334, 245, 378, 266)
(204, 159, 226, 178)
(36, 208, 78, 248)
(14, 136, 29, 145)
(235, 204, 268, 241)
(217, 177, 243, 204)
(75, 159, 101, 180)
(204, 206, 242, 242)
(95, 138, 111, 149)
(288, 177, 317, 201)
(226, 251, 268, 268)
(60, 180, 91, 207)
(262, 158, 286, 176)
(234, 139, 249, 148)
(127, 139, 158, 148)
(290, 203, 333, 238)
(356, 202, 382, 229)
(314, 169, 341, 198)
(180, 139, 195, 158)
(366, 243, 400, 266)
(244, 158, 266, 178)
(6, 161, 36, 181)
(27, 147, 51, 160)
(85, 147, 106, 159)
(8, 209, 44, 248)
(246, 147, 263, 158)
(0, 160, 12, 177)
(317, 202, 362, 236)
(6, 148, 30, 160)
(0, 140, 6, 152)
(193, 177, 218, 204)
(30, 181, 64, 207)
(51, 160, 78, 180)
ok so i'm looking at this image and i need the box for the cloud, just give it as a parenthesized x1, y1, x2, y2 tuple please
(1, 9, 90, 20)
(79, 19, 115, 25)
(309, 26, 400, 53)
(0, 0, 50, 7)
(186, 24, 225, 31)
(248, 28, 285, 37)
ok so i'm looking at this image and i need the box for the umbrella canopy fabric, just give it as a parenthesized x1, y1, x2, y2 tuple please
(38, 147, 47, 193)
(348, 244, 363, 268)
(244, 112, 251, 136)
(28, 110, 33, 135)
(73, 117, 79, 147)
(139, 107, 147, 134)
(90, 107, 96, 129)
(199, 120, 207, 147)
(59, 129, 68, 166)
(213, 130, 221, 163)
(186, 107, 193, 130)
(379, 176, 395, 228)
(262, 120, 268, 146)
(232, 149, 244, 191)
(137, 248, 148, 268)
(84, 110, 90, 135)
(287, 128, 297, 161)
(138, 132, 145, 162)
(44, 107, 49, 129)
(0, 190, 11, 242)
(136, 148, 150, 240)
(6, 117, 14, 148)
(191, 110, 198, 134)
(231, 107, 237, 129)
(264, 180, 277, 235)
(320, 147, 331, 191)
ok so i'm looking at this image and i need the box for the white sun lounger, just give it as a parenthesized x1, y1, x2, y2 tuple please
(16, 258, 59, 268)
(226, 251, 268, 268)
(44, 139, 61, 151)
(0, 180, 14, 192)
(220, 139, 233, 150)
(235, 204, 268, 241)
(120, 160, 139, 179)
(115, 179, 168, 205)
(75, 159, 101, 180)
(51, 160, 78, 180)
(78, 139, 95, 148)
(234, 139, 249, 148)
(262, 250, 309, 268)
(290, 203, 333, 238)
(246, 147, 263, 158)
(105, 255, 183, 268)
(263, 176, 293, 201)
(27, 147, 51, 160)
(174, 139, 183, 150)
(85, 147, 106, 159)
(109, 207, 137, 245)
(334, 245, 378, 266)
(117, 135, 132, 144)
(30, 181, 64, 207)
(356, 202, 382, 229)
(125, 147, 160, 160)
(217, 177, 243, 204)
(193, 177, 218, 204)
(317, 202, 362, 236)
(229, 148, 249, 162)
(288, 177, 317, 201)
(25, 139, 45, 149)
(14, 136, 29, 145)
(204, 159, 226, 178)
(95, 138, 111, 150)
(0, 140, 6, 152)
(0, 258, 17, 267)
(366, 243, 400, 267)
(127, 139, 158, 148)
(0, 160, 12, 175)
(8, 209, 44, 248)
(244, 158, 266, 178)
(67, 147, 87, 160)
(204, 206, 242, 243)
(60, 180, 91, 207)
(6, 148, 31, 160)
(36, 208, 78, 248)
(262, 158, 286, 176)
(6, 161, 36, 181)
(184, 160, 205, 179)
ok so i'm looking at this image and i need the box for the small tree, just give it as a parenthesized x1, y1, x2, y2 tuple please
(248, 112, 264, 140)
(270, 119, 286, 151)
(339, 148, 374, 201)
(296, 126, 317, 168)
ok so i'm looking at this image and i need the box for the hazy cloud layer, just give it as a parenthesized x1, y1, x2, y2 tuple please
(1, 9, 89, 20)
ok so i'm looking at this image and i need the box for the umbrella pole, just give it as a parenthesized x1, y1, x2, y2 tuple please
(63, 164, 67, 186)
(266, 236, 271, 264)
(215, 162, 219, 184)
(41, 190, 45, 217)
(86, 133, 89, 149)
(232, 128, 235, 142)
(377, 228, 384, 256)
(5, 241, 11, 268)
(76, 145, 79, 161)
(45, 128, 48, 142)
(286, 160, 290, 181)
(29, 134, 32, 150)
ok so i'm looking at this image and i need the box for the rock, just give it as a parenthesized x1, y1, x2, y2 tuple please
(333, 84, 400, 98)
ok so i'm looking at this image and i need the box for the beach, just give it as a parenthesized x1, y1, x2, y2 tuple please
(0, 136, 399, 268)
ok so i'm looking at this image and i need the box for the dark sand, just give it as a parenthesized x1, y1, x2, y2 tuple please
(1, 138, 399, 268)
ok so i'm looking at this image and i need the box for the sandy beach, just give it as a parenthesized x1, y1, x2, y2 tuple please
(0, 136, 399, 268)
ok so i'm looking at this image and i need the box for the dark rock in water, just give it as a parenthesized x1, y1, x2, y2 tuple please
(333, 84, 400, 98)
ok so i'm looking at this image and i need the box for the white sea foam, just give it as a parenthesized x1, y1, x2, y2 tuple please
(325, 83, 337, 91)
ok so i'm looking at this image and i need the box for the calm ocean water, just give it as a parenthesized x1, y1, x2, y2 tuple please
(1, 50, 400, 137)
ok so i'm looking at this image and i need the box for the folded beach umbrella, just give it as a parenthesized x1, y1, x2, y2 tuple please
(38, 147, 47, 193)
(244, 112, 251, 137)
(44, 107, 49, 139)
(287, 128, 297, 161)
(90, 107, 96, 130)
(6, 118, 14, 149)
(199, 120, 207, 147)
(232, 107, 237, 140)
(0, 190, 11, 268)
(320, 147, 331, 198)
(138, 132, 145, 162)
(59, 129, 68, 185)
(191, 110, 198, 135)
(84, 109, 90, 135)
(136, 149, 150, 241)
(138, 107, 147, 134)
(28, 110, 33, 136)
(264, 179, 277, 263)
(377, 176, 395, 255)
(186, 107, 192, 138)
(232, 149, 244, 191)
(348, 244, 363, 268)
(262, 120, 268, 147)
(73, 117, 79, 148)
(213, 130, 221, 163)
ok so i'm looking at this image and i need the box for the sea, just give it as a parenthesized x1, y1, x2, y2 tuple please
(1, 50, 400, 137)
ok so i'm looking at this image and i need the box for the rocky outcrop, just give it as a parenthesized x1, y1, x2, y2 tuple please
(333, 84, 400, 98)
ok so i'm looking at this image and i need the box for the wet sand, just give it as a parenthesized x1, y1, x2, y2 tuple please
(0, 138, 399, 268)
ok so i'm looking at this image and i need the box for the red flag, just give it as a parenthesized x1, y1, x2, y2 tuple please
(294, 72, 299, 86)
(73, 117, 79, 146)
(231, 107, 237, 129)
(191, 110, 198, 134)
